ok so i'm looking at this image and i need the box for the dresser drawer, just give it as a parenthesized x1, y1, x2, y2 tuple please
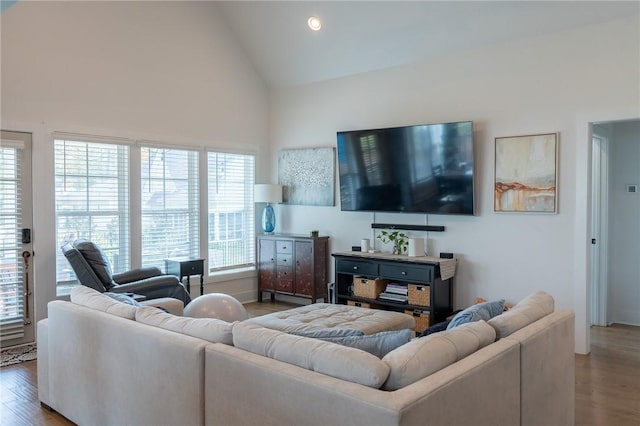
(379, 262, 433, 283)
(276, 269, 293, 293)
(275, 279, 293, 293)
(276, 240, 293, 254)
(276, 254, 292, 267)
(336, 258, 378, 276)
(277, 267, 293, 278)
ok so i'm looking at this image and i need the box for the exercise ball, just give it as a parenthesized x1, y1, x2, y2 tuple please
(184, 293, 248, 322)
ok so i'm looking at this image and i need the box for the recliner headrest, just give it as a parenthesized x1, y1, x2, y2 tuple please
(72, 240, 116, 290)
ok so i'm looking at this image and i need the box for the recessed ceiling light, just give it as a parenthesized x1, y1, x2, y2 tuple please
(307, 16, 322, 31)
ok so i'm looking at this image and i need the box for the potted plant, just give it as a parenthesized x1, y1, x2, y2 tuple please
(376, 229, 408, 255)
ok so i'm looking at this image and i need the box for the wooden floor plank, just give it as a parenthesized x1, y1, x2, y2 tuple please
(1, 303, 638, 426)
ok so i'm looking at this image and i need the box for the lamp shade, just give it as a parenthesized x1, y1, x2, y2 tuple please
(254, 184, 283, 204)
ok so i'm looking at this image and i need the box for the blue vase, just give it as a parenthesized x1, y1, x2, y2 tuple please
(262, 203, 276, 233)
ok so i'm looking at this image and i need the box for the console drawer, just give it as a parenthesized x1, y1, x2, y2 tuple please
(336, 258, 378, 276)
(379, 262, 433, 283)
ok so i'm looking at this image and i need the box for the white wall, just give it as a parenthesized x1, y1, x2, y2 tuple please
(1, 1, 270, 325)
(3, 2, 638, 353)
(609, 121, 640, 325)
(269, 16, 640, 353)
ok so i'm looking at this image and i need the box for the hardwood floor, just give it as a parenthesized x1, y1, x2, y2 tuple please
(1, 305, 638, 426)
(575, 324, 640, 426)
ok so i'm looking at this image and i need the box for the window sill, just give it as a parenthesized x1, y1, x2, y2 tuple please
(208, 266, 257, 283)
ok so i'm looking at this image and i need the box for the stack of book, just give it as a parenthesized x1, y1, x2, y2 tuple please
(378, 283, 409, 303)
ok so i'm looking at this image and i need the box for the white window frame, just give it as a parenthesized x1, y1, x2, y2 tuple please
(140, 145, 200, 270)
(206, 151, 256, 274)
(54, 135, 131, 295)
(54, 133, 258, 294)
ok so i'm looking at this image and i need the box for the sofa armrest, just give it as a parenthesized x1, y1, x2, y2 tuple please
(110, 275, 191, 305)
(111, 275, 181, 293)
(113, 267, 162, 284)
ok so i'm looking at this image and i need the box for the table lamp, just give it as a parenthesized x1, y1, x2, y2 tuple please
(254, 184, 283, 234)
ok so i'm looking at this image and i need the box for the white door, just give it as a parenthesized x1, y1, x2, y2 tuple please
(0, 130, 34, 346)
(590, 128, 609, 327)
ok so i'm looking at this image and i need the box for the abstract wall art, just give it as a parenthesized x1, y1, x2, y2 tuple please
(494, 133, 558, 213)
(278, 147, 335, 206)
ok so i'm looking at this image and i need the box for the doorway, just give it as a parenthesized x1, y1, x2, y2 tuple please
(0, 130, 34, 346)
(590, 119, 640, 328)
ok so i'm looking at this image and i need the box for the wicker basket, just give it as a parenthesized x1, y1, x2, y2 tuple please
(353, 277, 388, 299)
(348, 300, 371, 309)
(405, 309, 431, 333)
(408, 284, 431, 307)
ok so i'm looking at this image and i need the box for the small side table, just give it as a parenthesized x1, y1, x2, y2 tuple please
(165, 258, 205, 295)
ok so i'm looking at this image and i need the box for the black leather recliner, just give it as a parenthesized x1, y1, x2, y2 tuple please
(61, 240, 191, 306)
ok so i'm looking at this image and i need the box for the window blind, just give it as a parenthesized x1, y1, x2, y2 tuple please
(141, 146, 199, 269)
(207, 152, 255, 272)
(54, 138, 130, 292)
(0, 143, 26, 341)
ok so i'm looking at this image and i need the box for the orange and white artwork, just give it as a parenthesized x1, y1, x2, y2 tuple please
(494, 133, 558, 213)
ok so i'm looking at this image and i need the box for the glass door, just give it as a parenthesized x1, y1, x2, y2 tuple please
(0, 130, 34, 346)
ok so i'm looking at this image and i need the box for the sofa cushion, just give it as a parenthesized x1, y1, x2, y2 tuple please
(382, 320, 496, 390)
(447, 299, 505, 329)
(488, 291, 554, 339)
(233, 322, 390, 388)
(245, 303, 415, 334)
(135, 306, 234, 345)
(70, 286, 138, 319)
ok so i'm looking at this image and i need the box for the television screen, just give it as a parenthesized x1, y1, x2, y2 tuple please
(336, 121, 474, 215)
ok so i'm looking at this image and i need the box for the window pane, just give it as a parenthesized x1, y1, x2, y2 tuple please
(54, 139, 129, 294)
(0, 145, 25, 327)
(141, 147, 199, 270)
(207, 152, 255, 272)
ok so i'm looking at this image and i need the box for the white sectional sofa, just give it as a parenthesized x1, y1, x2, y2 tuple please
(37, 287, 574, 426)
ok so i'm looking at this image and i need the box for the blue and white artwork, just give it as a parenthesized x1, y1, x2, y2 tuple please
(278, 147, 335, 206)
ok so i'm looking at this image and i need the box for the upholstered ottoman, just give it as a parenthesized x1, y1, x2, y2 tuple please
(245, 303, 415, 334)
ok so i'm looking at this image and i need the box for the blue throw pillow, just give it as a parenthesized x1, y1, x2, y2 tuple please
(105, 292, 141, 307)
(320, 329, 413, 358)
(447, 299, 505, 330)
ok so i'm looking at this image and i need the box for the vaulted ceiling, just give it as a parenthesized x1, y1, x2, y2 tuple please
(216, 1, 639, 88)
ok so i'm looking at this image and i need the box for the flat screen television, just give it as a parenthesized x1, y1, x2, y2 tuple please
(336, 120, 475, 215)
